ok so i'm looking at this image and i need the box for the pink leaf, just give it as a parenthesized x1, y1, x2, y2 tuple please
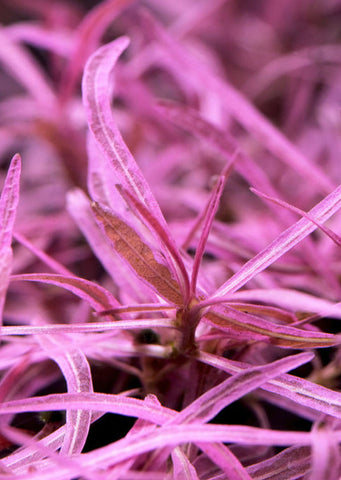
(310, 425, 340, 480)
(142, 12, 333, 193)
(0, 392, 175, 424)
(171, 448, 200, 480)
(0, 154, 21, 323)
(246, 446, 310, 479)
(82, 36, 168, 229)
(171, 352, 313, 425)
(0, 318, 173, 336)
(197, 442, 253, 480)
(67, 188, 148, 304)
(76, 425, 341, 470)
(206, 184, 341, 299)
(13, 232, 72, 276)
(0, 28, 55, 105)
(37, 331, 93, 455)
(0, 154, 21, 250)
(199, 351, 341, 421)
(251, 187, 341, 247)
(202, 305, 339, 348)
(10, 273, 120, 312)
(189, 160, 234, 296)
(61, 0, 134, 101)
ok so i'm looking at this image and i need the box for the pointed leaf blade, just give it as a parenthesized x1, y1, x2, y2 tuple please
(204, 307, 339, 349)
(0, 154, 21, 322)
(209, 184, 341, 299)
(10, 273, 120, 312)
(82, 36, 168, 228)
(0, 154, 21, 250)
(92, 202, 183, 305)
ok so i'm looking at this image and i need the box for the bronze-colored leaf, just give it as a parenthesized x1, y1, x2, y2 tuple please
(205, 309, 339, 349)
(92, 203, 183, 305)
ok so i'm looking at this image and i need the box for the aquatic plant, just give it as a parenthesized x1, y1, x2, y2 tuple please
(1, 1, 341, 478)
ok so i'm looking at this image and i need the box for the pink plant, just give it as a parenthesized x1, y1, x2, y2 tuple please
(1, 1, 341, 478)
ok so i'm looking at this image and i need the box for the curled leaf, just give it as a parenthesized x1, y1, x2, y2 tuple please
(10, 273, 120, 312)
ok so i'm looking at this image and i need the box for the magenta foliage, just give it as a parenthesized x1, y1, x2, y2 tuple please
(1, 1, 341, 479)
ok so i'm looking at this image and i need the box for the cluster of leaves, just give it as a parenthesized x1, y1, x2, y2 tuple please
(1, 0, 341, 478)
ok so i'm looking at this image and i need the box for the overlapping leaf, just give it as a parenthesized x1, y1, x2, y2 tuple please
(92, 202, 184, 305)
(199, 351, 341, 421)
(204, 184, 341, 299)
(204, 306, 340, 349)
(82, 36, 190, 302)
(11, 273, 120, 312)
(0, 154, 21, 323)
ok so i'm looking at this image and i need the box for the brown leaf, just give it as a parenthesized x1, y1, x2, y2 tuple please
(206, 310, 338, 349)
(92, 203, 183, 305)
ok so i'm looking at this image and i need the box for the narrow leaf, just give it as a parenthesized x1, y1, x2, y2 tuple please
(82, 36, 169, 229)
(67, 188, 147, 303)
(246, 446, 310, 480)
(225, 288, 341, 320)
(0, 154, 21, 250)
(310, 426, 340, 480)
(251, 187, 341, 247)
(1, 411, 105, 472)
(204, 306, 339, 348)
(10, 273, 121, 312)
(0, 28, 55, 105)
(144, 12, 333, 193)
(116, 186, 190, 303)
(158, 101, 340, 294)
(158, 100, 293, 227)
(0, 318, 173, 336)
(3, 425, 334, 479)
(92, 202, 184, 305)
(190, 160, 234, 296)
(148, 354, 310, 477)
(198, 442, 253, 480)
(0, 392, 175, 425)
(13, 232, 72, 276)
(0, 424, 97, 480)
(37, 332, 93, 455)
(171, 448, 200, 480)
(206, 184, 341, 299)
(107, 395, 163, 480)
(76, 425, 341, 470)
(170, 353, 313, 425)
(61, 0, 134, 101)
(199, 351, 341, 421)
(0, 154, 21, 323)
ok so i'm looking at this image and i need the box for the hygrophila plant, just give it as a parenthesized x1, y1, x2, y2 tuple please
(1, 1, 341, 479)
